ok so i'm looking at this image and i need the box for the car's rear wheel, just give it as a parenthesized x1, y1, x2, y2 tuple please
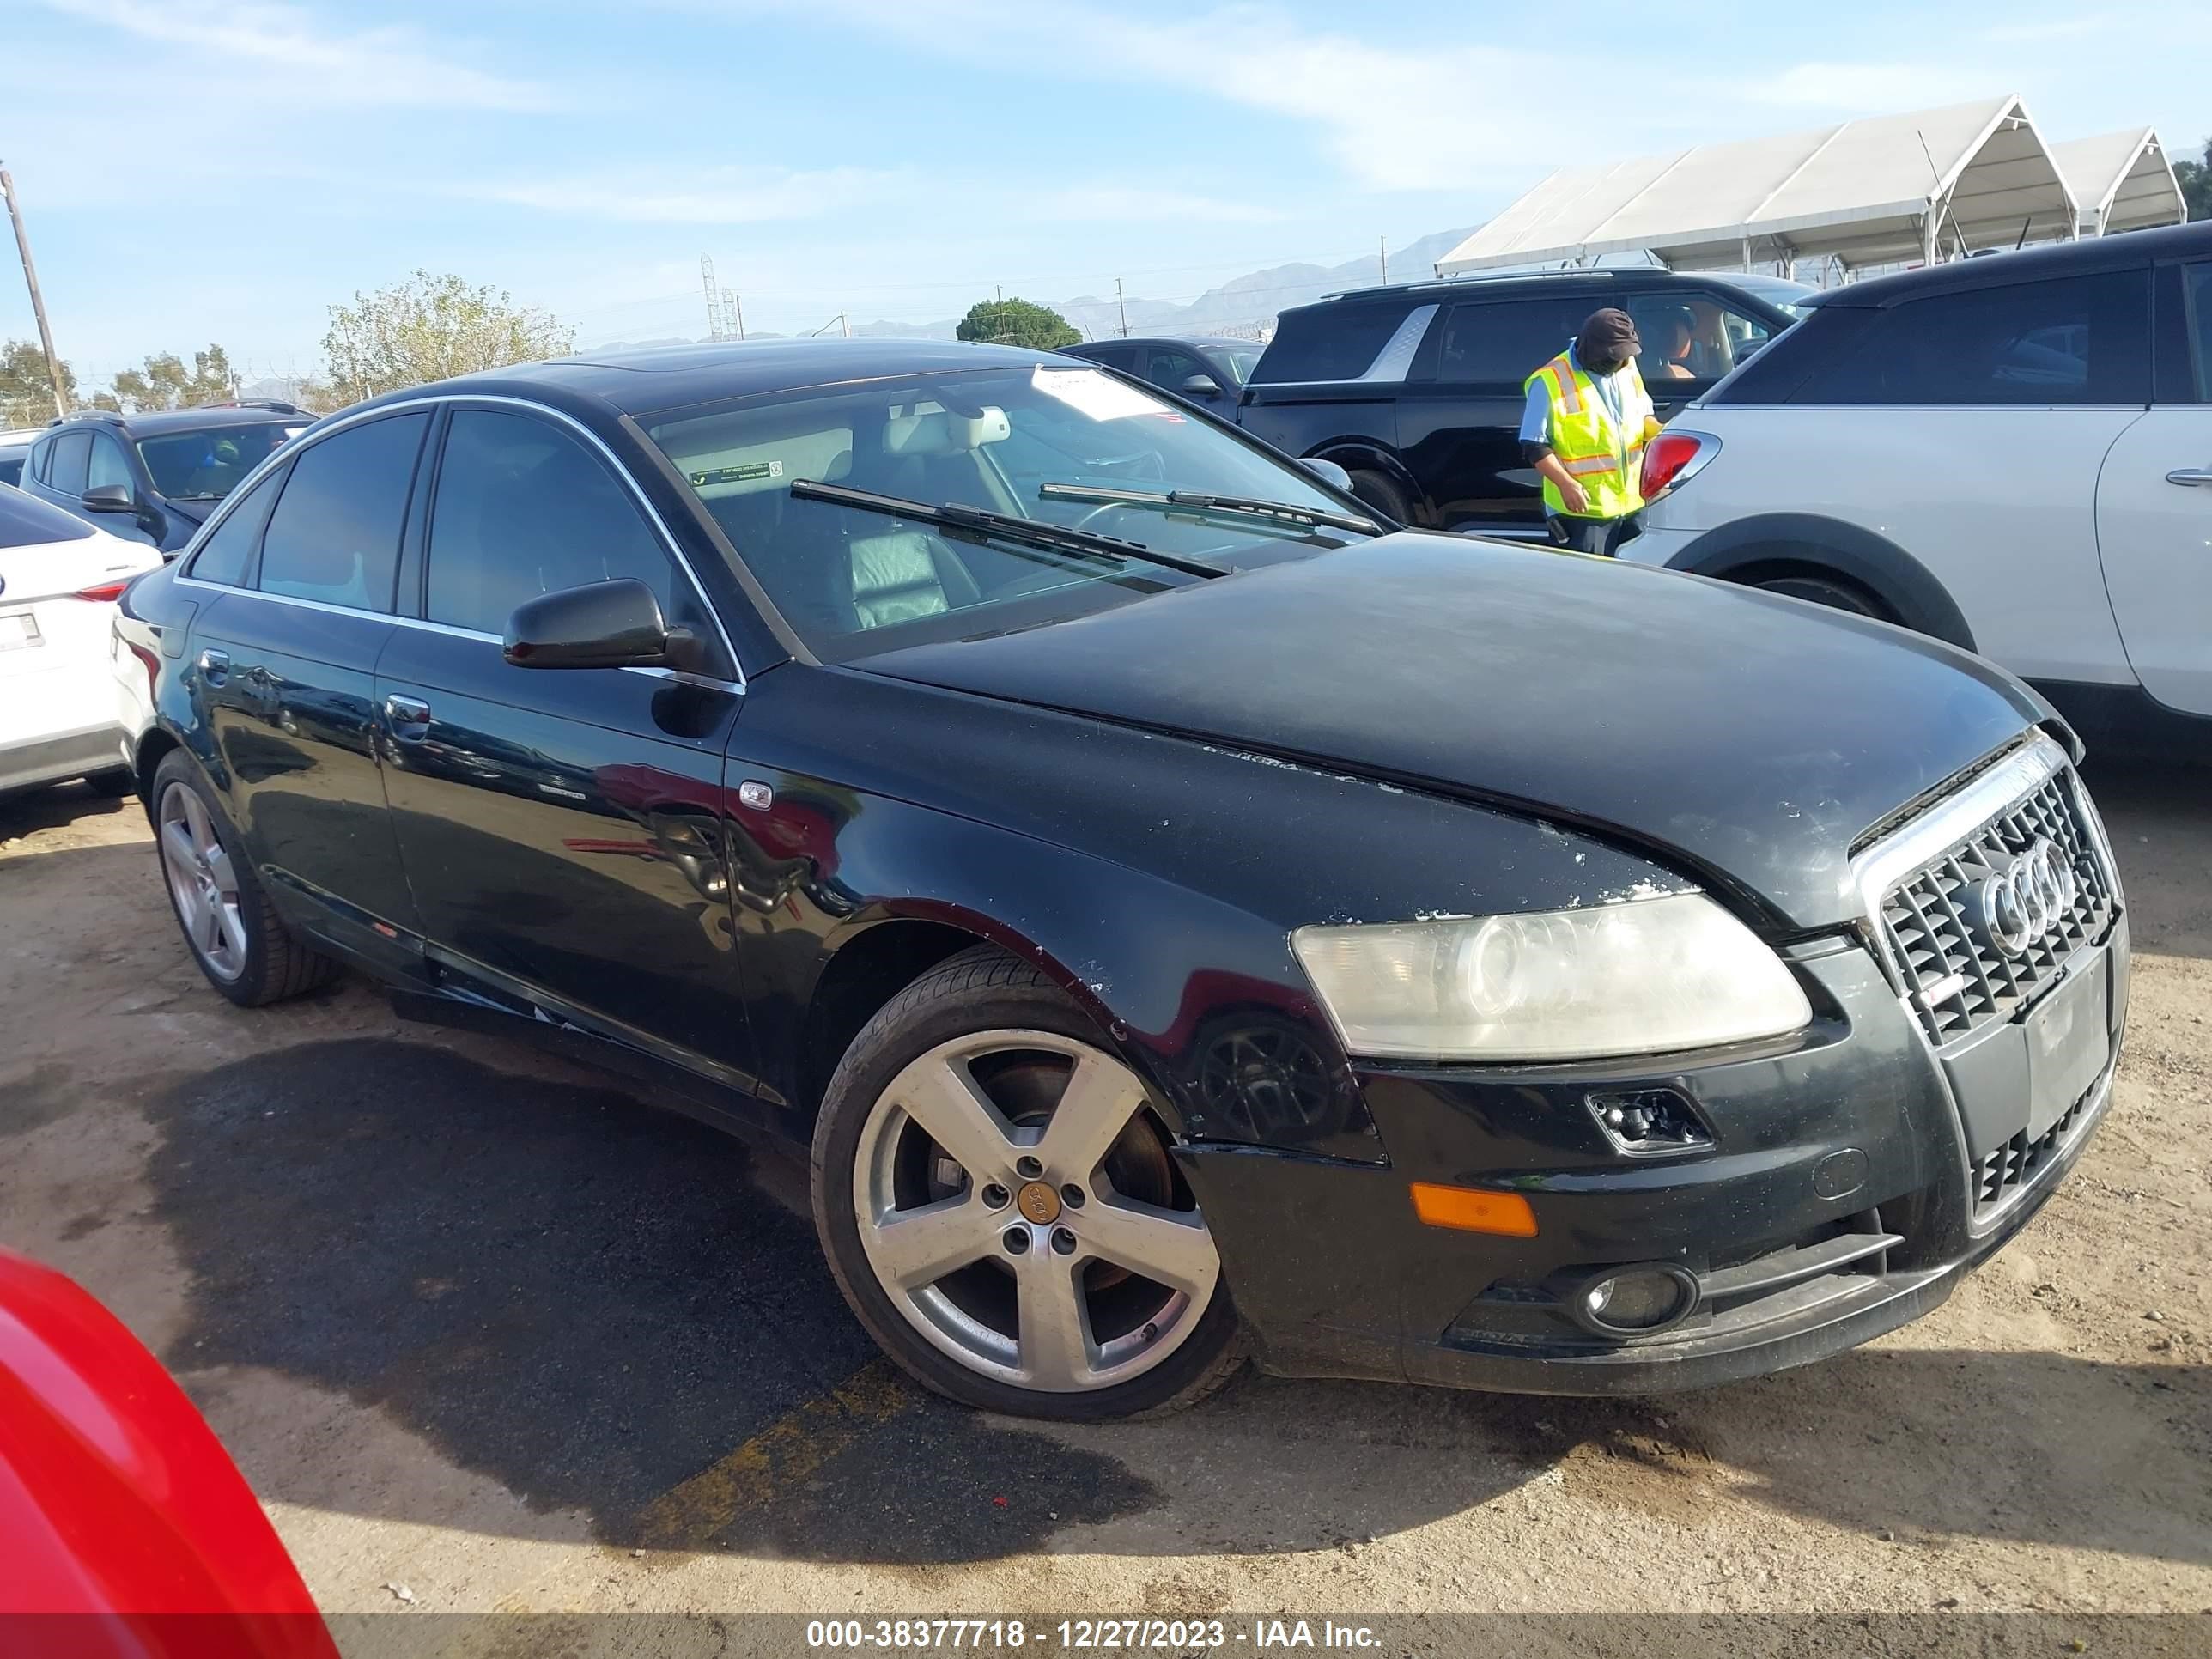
(1753, 571, 1893, 621)
(811, 945, 1244, 1419)
(1344, 468, 1413, 526)
(150, 750, 337, 1006)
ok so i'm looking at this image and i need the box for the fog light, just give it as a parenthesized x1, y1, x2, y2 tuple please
(1571, 1264, 1699, 1338)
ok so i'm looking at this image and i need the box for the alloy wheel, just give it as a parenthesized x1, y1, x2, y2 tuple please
(157, 782, 246, 981)
(852, 1030, 1219, 1393)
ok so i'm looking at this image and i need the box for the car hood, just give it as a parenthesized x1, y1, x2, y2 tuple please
(859, 533, 2050, 930)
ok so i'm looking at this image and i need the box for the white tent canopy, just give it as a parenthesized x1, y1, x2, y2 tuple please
(2053, 129, 2186, 234)
(1437, 95, 2081, 276)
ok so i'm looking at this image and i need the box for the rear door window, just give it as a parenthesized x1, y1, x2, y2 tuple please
(256, 413, 428, 611)
(1251, 304, 1415, 383)
(1796, 270, 2152, 405)
(1431, 297, 1592, 386)
(47, 429, 92, 495)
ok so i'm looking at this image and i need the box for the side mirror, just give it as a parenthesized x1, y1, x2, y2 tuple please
(1178, 374, 1223, 397)
(1297, 457, 1353, 492)
(81, 483, 136, 514)
(504, 578, 701, 672)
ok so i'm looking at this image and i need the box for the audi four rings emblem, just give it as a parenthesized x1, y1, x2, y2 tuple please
(1965, 840, 2078, 957)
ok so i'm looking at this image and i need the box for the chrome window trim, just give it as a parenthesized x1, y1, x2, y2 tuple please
(171, 576, 743, 693)
(173, 392, 745, 693)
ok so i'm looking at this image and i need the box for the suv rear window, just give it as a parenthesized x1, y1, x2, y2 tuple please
(1250, 304, 1416, 383)
(1783, 270, 2152, 406)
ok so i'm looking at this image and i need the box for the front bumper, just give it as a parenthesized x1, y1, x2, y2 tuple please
(1177, 909, 2129, 1396)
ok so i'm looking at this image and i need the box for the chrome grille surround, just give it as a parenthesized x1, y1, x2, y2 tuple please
(1852, 736, 2121, 1048)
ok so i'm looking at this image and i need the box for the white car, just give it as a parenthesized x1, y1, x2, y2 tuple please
(0, 427, 40, 489)
(1628, 220, 2212, 754)
(0, 484, 163, 798)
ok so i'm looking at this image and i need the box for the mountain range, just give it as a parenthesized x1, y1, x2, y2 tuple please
(586, 223, 1481, 352)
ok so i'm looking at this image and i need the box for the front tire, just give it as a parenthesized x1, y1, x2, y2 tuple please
(1344, 468, 1413, 525)
(150, 750, 337, 1007)
(1753, 571, 1893, 621)
(811, 945, 1245, 1419)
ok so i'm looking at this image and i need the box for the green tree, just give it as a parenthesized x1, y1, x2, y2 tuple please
(322, 270, 574, 404)
(955, 297, 1079, 349)
(1, 338, 76, 426)
(2176, 136, 2211, 222)
(108, 345, 238, 412)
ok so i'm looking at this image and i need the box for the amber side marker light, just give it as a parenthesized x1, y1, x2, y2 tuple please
(1409, 1182, 1539, 1237)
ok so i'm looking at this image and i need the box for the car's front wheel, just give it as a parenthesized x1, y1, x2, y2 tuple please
(150, 750, 337, 1006)
(811, 946, 1244, 1419)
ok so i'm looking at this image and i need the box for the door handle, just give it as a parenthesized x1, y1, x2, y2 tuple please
(383, 693, 432, 740)
(2166, 468, 2212, 488)
(197, 647, 229, 686)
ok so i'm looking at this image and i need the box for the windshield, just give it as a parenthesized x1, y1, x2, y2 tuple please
(645, 365, 1362, 660)
(1204, 344, 1262, 382)
(135, 423, 294, 501)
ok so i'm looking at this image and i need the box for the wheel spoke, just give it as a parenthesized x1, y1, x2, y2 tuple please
(160, 822, 199, 885)
(893, 1054, 1020, 1182)
(1036, 1049, 1147, 1182)
(868, 1195, 998, 1291)
(180, 789, 214, 854)
(173, 880, 206, 943)
(213, 899, 248, 963)
(1081, 1197, 1218, 1301)
(1014, 1249, 1095, 1389)
(197, 892, 225, 954)
(204, 842, 239, 898)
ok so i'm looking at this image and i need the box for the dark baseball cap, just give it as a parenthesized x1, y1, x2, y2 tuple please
(1577, 307, 1641, 359)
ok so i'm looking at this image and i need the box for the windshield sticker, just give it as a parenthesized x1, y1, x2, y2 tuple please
(1030, 367, 1182, 422)
(690, 459, 783, 486)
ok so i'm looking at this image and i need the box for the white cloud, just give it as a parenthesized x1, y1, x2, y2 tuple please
(456, 165, 901, 224)
(33, 0, 559, 111)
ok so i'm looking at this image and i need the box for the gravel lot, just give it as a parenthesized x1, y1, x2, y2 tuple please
(2, 762, 2206, 1633)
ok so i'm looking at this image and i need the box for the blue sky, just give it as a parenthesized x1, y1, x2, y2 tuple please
(3, 0, 2205, 390)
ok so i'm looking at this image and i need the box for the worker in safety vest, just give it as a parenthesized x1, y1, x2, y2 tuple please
(1518, 307, 1663, 557)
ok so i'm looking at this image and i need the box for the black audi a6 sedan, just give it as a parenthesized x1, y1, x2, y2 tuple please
(114, 339, 2129, 1419)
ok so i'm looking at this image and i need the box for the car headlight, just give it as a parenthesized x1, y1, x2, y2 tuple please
(1291, 891, 1811, 1062)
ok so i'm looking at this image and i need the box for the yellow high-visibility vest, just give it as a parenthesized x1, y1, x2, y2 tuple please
(1525, 351, 1662, 520)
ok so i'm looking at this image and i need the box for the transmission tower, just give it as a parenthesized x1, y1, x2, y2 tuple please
(700, 252, 724, 340)
(720, 289, 744, 340)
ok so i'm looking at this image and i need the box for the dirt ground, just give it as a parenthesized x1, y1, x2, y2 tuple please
(2, 762, 2206, 1632)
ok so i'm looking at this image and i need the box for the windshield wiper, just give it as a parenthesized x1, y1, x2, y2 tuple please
(1036, 481, 1378, 537)
(789, 479, 1230, 579)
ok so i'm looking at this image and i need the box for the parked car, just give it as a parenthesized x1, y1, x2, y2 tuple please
(0, 1249, 337, 1650)
(0, 427, 40, 488)
(1234, 270, 1796, 529)
(1629, 218, 2212, 753)
(118, 339, 2126, 1419)
(18, 403, 312, 555)
(1060, 335, 1263, 415)
(1, 484, 161, 797)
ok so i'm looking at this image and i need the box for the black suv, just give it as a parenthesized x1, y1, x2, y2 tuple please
(1236, 271, 1796, 530)
(20, 403, 312, 555)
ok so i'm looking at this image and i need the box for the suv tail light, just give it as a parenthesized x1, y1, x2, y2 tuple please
(1641, 430, 1719, 498)
(75, 579, 132, 603)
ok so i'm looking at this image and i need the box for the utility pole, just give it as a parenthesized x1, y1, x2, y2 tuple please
(840, 311, 849, 338)
(1380, 235, 1388, 285)
(1115, 277, 1128, 338)
(995, 284, 1003, 303)
(2, 162, 69, 418)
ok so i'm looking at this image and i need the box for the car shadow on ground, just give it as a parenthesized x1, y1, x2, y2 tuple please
(133, 1036, 2209, 1571)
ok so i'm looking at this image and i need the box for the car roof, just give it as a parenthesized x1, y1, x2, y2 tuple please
(355, 338, 1079, 420)
(1814, 220, 2212, 309)
(1306, 268, 1735, 312)
(46, 405, 306, 437)
(1073, 336, 1260, 349)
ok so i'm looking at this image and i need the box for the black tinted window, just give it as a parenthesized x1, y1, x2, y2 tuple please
(0, 455, 21, 488)
(1144, 346, 1215, 389)
(257, 414, 427, 611)
(2185, 262, 2212, 402)
(0, 483, 93, 548)
(186, 465, 286, 586)
(1251, 305, 1410, 382)
(1433, 298, 1591, 384)
(1801, 270, 2151, 405)
(426, 409, 681, 638)
(47, 430, 91, 495)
